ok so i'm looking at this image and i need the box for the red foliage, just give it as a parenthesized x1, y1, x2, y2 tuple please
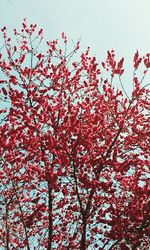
(0, 21, 149, 250)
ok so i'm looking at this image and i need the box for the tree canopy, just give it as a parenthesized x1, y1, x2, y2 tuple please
(0, 21, 149, 249)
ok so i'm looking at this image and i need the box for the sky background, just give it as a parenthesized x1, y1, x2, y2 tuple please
(1, 0, 150, 54)
(0, 0, 150, 92)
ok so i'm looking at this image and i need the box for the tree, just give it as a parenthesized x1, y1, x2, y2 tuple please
(0, 20, 149, 250)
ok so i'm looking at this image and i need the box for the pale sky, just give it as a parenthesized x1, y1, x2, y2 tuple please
(1, 0, 150, 91)
(1, 0, 150, 55)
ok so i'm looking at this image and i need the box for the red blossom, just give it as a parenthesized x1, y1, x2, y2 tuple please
(38, 28, 43, 36)
(19, 54, 26, 64)
(133, 50, 142, 69)
(143, 53, 150, 68)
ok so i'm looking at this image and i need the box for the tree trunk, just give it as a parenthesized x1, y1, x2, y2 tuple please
(80, 215, 87, 250)
(47, 183, 53, 250)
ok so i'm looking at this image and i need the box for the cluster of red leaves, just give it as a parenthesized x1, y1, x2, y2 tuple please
(102, 50, 124, 77)
(0, 21, 149, 250)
